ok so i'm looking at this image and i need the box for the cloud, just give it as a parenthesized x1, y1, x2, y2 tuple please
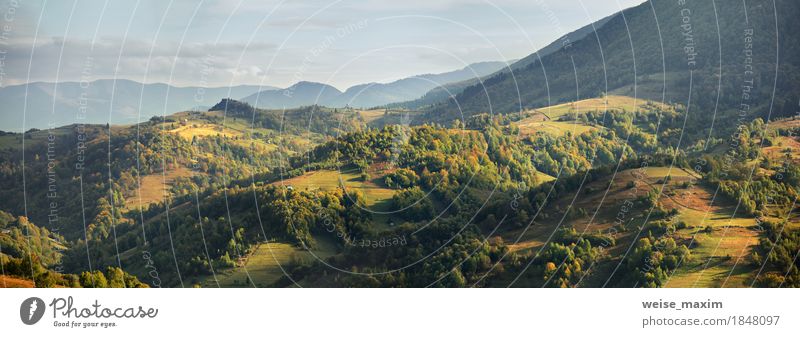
(0, 0, 647, 88)
(0, 36, 280, 86)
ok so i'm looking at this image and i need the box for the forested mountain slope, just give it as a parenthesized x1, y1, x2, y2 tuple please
(423, 0, 800, 143)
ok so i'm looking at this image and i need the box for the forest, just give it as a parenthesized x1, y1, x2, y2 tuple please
(1, 93, 798, 288)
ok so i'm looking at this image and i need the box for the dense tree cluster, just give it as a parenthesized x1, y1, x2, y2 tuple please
(752, 221, 800, 287)
(0, 211, 63, 266)
(626, 236, 691, 288)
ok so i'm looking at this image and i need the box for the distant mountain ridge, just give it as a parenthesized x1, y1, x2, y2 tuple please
(242, 61, 509, 109)
(242, 81, 343, 109)
(0, 80, 275, 131)
(1, 61, 510, 131)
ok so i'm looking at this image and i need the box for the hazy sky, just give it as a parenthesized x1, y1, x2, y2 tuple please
(0, 0, 645, 90)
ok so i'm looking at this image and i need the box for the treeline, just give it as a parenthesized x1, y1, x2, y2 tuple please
(696, 119, 800, 217)
(282, 216, 512, 287)
(62, 183, 377, 286)
(1, 255, 146, 288)
(752, 221, 800, 287)
(0, 211, 64, 266)
(0, 210, 146, 288)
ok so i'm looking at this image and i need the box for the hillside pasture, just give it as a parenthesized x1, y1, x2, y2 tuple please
(358, 109, 387, 124)
(201, 240, 337, 287)
(500, 164, 763, 289)
(498, 166, 704, 242)
(536, 171, 557, 184)
(125, 166, 196, 210)
(666, 224, 759, 288)
(364, 109, 425, 128)
(0, 275, 35, 288)
(0, 126, 74, 150)
(762, 136, 800, 163)
(641, 166, 700, 179)
(166, 111, 317, 156)
(532, 95, 675, 119)
(767, 117, 800, 131)
(272, 169, 396, 208)
(168, 123, 237, 140)
(516, 119, 597, 137)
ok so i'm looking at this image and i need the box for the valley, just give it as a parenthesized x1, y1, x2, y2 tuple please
(1, 0, 799, 289)
(3, 83, 799, 288)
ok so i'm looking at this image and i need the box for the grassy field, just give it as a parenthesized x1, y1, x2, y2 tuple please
(498, 166, 689, 251)
(536, 171, 556, 183)
(273, 169, 396, 208)
(532, 95, 674, 119)
(674, 207, 756, 229)
(762, 136, 800, 163)
(641, 163, 761, 288)
(668, 206, 757, 288)
(273, 168, 408, 230)
(168, 123, 237, 140)
(492, 164, 763, 288)
(516, 119, 598, 137)
(125, 166, 195, 210)
(641, 166, 760, 288)
(0, 126, 74, 150)
(358, 109, 387, 124)
(0, 275, 35, 288)
(641, 166, 700, 179)
(362, 109, 425, 128)
(767, 117, 800, 131)
(166, 111, 311, 155)
(552, 166, 701, 220)
(667, 203, 758, 287)
(167, 112, 264, 140)
(666, 224, 759, 288)
(200, 240, 337, 287)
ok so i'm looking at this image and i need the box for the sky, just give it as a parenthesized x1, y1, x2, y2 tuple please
(0, 0, 646, 91)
